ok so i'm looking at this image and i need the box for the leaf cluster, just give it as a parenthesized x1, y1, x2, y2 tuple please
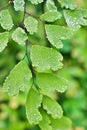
(0, 0, 87, 130)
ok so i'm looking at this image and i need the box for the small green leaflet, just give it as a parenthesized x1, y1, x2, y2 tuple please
(64, 9, 87, 30)
(46, 0, 57, 12)
(0, 32, 9, 52)
(51, 116, 72, 130)
(24, 16, 38, 35)
(26, 88, 42, 125)
(36, 73, 68, 97)
(39, 109, 72, 130)
(45, 25, 73, 49)
(30, 45, 63, 72)
(40, 11, 61, 22)
(12, 27, 28, 45)
(39, 109, 52, 130)
(3, 60, 32, 96)
(13, 0, 25, 11)
(0, 9, 13, 30)
(43, 96, 63, 119)
(58, 0, 77, 10)
(28, 0, 43, 5)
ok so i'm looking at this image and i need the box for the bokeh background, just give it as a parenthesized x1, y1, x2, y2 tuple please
(0, 0, 87, 130)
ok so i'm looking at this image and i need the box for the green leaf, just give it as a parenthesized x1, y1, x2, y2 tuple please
(36, 73, 68, 97)
(24, 16, 38, 35)
(51, 116, 72, 130)
(12, 27, 28, 45)
(0, 32, 9, 52)
(13, 0, 25, 11)
(0, 9, 13, 30)
(45, 25, 73, 49)
(26, 88, 42, 125)
(43, 96, 63, 119)
(58, 0, 77, 10)
(46, 0, 57, 12)
(28, 0, 43, 4)
(30, 45, 63, 72)
(3, 60, 32, 96)
(40, 11, 61, 22)
(39, 109, 52, 130)
(64, 9, 87, 30)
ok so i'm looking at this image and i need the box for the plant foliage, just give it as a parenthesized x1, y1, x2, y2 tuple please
(0, 0, 87, 130)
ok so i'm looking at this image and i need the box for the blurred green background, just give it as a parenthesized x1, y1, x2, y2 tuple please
(0, 0, 87, 130)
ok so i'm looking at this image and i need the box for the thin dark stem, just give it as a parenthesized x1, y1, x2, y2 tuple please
(25, 11, 42, 22)
(40, 1, 50, 47)
(19, 2, 41, 91)
(22, 40, 29, 60)
(22, 2, 26, 22)
(41, 1, 46, 14)
(19, 2, 26, 28)
(25, 39, 40, 90)
(25, 40, 29, 60)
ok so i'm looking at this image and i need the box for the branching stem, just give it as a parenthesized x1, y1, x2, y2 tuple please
(25, 11, 42, 22)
